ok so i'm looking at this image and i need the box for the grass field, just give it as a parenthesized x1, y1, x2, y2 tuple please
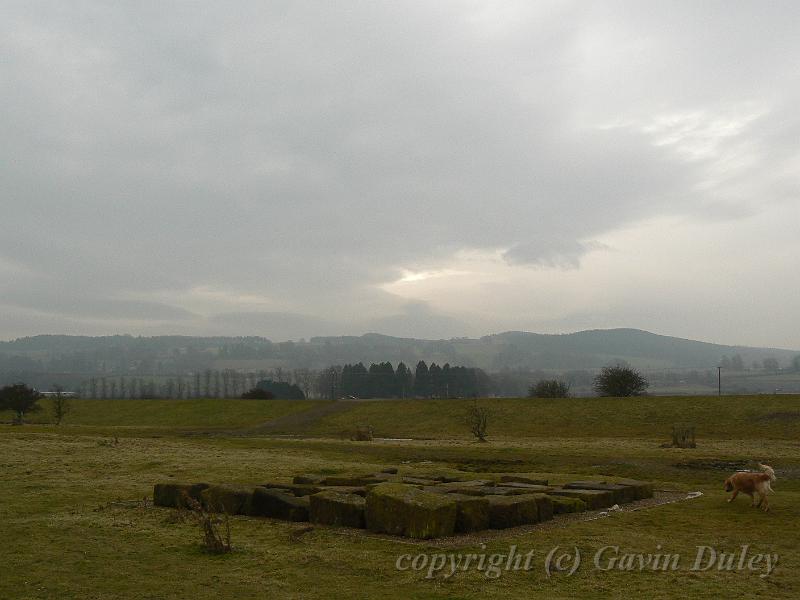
(1, 398, 323, 433)
(3, 395, 800, 599)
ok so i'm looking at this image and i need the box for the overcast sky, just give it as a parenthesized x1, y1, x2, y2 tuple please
(1, 1, 798, 348)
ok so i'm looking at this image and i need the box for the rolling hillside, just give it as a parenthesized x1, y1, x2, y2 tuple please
(0, 329, 796, 377)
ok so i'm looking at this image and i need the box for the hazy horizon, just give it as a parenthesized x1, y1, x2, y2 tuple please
(2, 2, 799, 348)
(1, 326, 798, 353)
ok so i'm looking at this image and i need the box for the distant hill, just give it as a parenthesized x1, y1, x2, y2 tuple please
(309, 329, 797, 371)
(0, 329, 796, 377)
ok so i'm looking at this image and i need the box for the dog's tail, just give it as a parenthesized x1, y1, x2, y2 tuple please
(759, 463, 776, 482)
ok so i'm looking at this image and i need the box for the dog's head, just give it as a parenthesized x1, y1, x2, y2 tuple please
(723, 478, 734, 492)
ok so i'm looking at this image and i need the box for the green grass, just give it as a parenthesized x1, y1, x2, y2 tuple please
(2, 395, 799, 599)
(296, 395, 800, 440)
(2, 398, 322, 431)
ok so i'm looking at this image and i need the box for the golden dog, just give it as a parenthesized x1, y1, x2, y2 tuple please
(724, 464, 775, 511)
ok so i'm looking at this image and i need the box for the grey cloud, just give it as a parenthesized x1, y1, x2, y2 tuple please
(365, 302, 478, 340)
(503, 239, 608, 269)
(0, 1, 798, 342)
(1, 289, 197, 321)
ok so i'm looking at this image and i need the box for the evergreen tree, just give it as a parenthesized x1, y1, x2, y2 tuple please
(395, 362, 413, 398)
(413, 361, 430, 398)
(429, 363, 443, 398)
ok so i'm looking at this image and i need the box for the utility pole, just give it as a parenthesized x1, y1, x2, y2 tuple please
(717, 366, 722, 396)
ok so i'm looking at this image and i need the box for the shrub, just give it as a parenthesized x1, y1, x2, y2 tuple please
(351, 425, 373, 441)
(593, 366, 649, 397)
(241, 388, 275, 399)
(254, 379, 305, 399)
(183, 494, 232, 554)
(528, 379, 570, 398)
(0, 383, 41, 424)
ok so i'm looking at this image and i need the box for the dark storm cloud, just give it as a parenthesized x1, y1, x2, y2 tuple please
(1, 1, 798, 341)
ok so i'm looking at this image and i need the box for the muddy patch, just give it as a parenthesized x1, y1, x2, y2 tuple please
(673, 459, 748, 471)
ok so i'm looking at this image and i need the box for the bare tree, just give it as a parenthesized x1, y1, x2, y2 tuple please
(466, 401, 489, 442)
(222, 370, 231, 398)
(294, 368, 314, 399)
(763, 357, 780, 373)
(51, 385, 71, 425)
(204, 369, 212, 398)
(316, 366, 341, 400)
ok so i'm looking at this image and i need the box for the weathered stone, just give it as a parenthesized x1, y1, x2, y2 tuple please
(535, 494, 554, 521)
(262, 482, 323, 496)
(250, 488, 310, 521)
(549, 495, 588, 514)
(503, 482, 553, 493)
(429, 485, 531, 497)
(435, 480, 493, 492)
(549, 488, 615, 510)
(563, 482, 636, 504)
(293, 474, 325, 485)
(309, 491, 365, 528)
(401, 476, 439, 486)
(417, 472, 464, 483)
(499, 475, 549, 486)
(322, 475, 384, 486)
(201, 484, 255, 514)
(365, 483, 457, 539)
(153, 482, 209, 508)
(426, 486, 485, 496)
(320, 485, 367, 497)
(483, 486, 545, 496)
(615, 479, 654, 500)
(447, 493, 491, 533)
(565, 479, 607, 486)
(487, 494, 542, 528)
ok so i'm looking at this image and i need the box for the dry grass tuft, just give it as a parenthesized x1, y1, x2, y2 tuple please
(182, 493, 232, 554)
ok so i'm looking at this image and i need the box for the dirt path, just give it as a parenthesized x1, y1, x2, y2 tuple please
(243, 400, 357, 435)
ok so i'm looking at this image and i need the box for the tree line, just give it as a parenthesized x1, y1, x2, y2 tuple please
(78, 369, 302, 400)
(49, 353, 800, 400)
(321, 361, 489, 399)
(73, 362, 489, 400)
